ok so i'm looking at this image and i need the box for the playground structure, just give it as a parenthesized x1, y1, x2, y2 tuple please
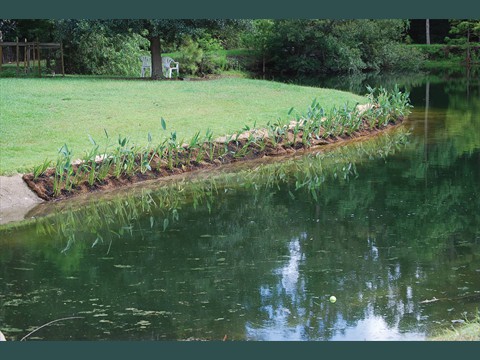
(0, 37, 65, 77)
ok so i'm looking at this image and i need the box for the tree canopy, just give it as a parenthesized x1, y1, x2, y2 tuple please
(1, 19, 476, 78)
(103, 19, 250, 78)
(248, 19, 420, 75)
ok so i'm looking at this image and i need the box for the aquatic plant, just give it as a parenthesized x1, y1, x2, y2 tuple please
(82, 137, 100, 186)
(204, 129, 215, 162)
(362, 85, 413, 128)
(32, 158, 51, 180)
(139, 140, 155, 174)
(186, 131, 201, 165)
(166, 131, 178, 170)
(51, 144, 74, 196)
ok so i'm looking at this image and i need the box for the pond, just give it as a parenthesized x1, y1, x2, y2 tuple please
(0, 68, 479, 341)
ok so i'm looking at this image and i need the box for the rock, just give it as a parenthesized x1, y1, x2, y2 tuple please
(0, 174, 44, 225)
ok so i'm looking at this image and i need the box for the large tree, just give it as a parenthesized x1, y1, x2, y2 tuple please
(106, 20, 249, 79)
(426, 19, 430, 45)
(259, 19, 417, 75)
(0, 19, 56, 41)
(448, 20, 480, 67)
(52, 20, 149, 75)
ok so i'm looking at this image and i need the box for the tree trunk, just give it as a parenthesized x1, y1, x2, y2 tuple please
(466, 26, 471, 68)
(149, 36, 163, 80)
(424, 80, 429, 183)
(426, 19, 430, 45)
(262, 52, 265, 80)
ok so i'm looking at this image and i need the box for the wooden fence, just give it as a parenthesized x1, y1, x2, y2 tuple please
(0, 38, 64, 77)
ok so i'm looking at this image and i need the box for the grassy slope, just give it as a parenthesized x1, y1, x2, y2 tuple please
(0, 77, 365, 175)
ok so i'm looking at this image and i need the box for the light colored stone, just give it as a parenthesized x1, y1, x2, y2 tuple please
(0, 174, 44, 225)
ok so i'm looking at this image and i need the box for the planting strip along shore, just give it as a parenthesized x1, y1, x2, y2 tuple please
(1, 86, 412, 224)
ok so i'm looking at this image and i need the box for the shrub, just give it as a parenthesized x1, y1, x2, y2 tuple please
(76, 32, 149, 76)
(176, 37, 203, 75)
(177, 34, 229, 76)
(256, 19, 425, 76)
(380, 44, 426, 71)
(55, 20, 149, 76)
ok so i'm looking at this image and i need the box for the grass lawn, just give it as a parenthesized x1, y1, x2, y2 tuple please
(0, 76, 365, 175)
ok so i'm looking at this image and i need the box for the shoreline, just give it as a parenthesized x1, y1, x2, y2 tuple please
(0, 121, 404, 226)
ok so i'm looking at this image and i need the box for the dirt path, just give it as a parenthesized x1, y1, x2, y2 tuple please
(0, 174, 44, 225)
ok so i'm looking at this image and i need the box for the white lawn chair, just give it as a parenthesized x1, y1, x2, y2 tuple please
(140, 55, 151, 77)
(140, 55, 179, 78)
(162, 57, 179, 78)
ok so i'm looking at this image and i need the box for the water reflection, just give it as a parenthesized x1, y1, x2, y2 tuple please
(330, 313, 425, 341)
(247, 235, 307, 341)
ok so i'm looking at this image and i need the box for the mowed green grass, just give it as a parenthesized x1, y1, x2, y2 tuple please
(0, 76, 365, 175)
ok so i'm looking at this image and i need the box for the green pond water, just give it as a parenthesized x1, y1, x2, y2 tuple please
(0, 69, 479, 341)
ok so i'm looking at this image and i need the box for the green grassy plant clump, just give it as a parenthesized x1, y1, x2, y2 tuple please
(429, 312, 480, 341)
(22, 86, 411, 201)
